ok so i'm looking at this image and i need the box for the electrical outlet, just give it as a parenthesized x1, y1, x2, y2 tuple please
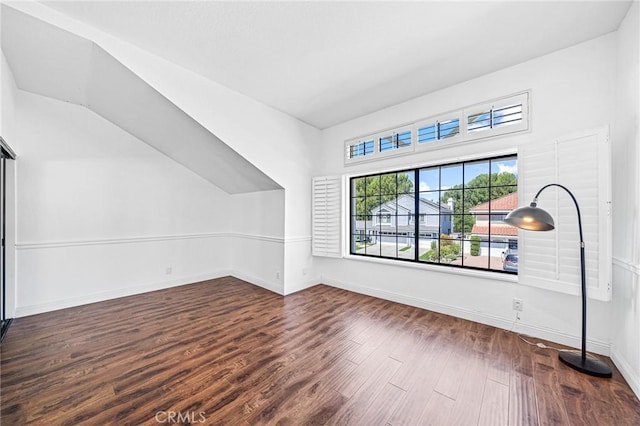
(512, 298, 523, 312)
(276, 271, 280, 280)
(165, 267, 172, 275)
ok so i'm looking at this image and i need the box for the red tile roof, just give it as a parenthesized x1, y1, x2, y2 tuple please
(471, 224, 519, 236)
(469, 192, 518, 212)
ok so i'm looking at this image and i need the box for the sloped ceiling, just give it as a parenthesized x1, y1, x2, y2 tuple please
(1, 5, 282, 194)
(41, 0, 632, 129)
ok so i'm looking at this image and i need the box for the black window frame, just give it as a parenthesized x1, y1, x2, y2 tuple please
(349, 154, 518, 275)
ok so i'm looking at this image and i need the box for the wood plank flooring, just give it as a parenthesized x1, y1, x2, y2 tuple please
(1, 276, 639, 425)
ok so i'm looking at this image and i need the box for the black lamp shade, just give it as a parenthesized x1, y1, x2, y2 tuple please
(504, 204, 555, 231)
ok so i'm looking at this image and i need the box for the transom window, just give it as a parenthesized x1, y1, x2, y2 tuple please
(347, 139, 374, 158)
(344, 92, 529, 164)
(468, 103, 524, 133)
(380, 130, 412, 152)
(350, 154, 519, 274)
(417, 118, 460, 144)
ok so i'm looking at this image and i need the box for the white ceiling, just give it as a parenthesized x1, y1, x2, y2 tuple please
(41, 0, 632, 129)
(1, 6, 282, 193)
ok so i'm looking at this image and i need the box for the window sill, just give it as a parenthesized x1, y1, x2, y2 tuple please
(343, 253, 519, 283)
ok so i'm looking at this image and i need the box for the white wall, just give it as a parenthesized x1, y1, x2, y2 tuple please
(111, 47, 320, 295)
(1, 49, 18, 319)
(314, 33, 618, 355)
(611, 1, 640, 398)
(2, 1, 638, 400)
(5, 2, 321, 296)
(1, 52, 17, 143)
(13, 89, 234, 316)
(230, 190, 285, 294)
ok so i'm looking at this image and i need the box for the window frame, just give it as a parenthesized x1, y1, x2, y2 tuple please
(344, 137, 375, 163)
(348, 154, 519, 276)
(345, 91, 529, 165)
(374, 124, 415, 160)
(414, 111, 464, 148)
(463, 92, 529, 140)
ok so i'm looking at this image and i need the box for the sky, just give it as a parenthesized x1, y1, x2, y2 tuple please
(419, 157, 517, 194)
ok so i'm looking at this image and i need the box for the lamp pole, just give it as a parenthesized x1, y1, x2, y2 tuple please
(507, 183, 612, 377)
(532, 184, 587, 365)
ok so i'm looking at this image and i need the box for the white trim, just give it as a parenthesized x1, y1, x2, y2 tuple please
(321, 275, 610, 356)
(613, 256, 640, 275)
(285, 236, 312, 243)
(232, 233, 286, 244)
(15, 270, 233, 317)
(14, 269, 292, 317)
(344, 253, 518, 283)
(343, 147, 519, 181)
(282, 278, 320, 296)
(518, 275, 579, 296)
(231, 269, 283, 296)
(233, 233, 309, 244)
(611, 347, 640, 400)
(15, 232, 231, 250)
(610, 259, 640, 399)
(13, 232, 305, 250)
(0, 135, 17, 159)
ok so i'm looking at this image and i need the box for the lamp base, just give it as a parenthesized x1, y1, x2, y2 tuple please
(559, 351, 612, 378)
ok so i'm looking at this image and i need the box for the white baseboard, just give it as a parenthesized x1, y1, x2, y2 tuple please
(14, 270, 233, 317)
(230, 270, 284, 295)
(610, 259, 640, 399)
(321, 275, 610, 356)
(13, 269, 613, 357)
(283, 278, 320, 296)
(611, 346, 640, 400)
(14, 270, 297, 317)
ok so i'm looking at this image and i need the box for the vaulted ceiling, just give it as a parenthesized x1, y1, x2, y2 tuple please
(1, 1, 632, 193)
(1, 5, 282, 194)
(41, 0, 632, 129)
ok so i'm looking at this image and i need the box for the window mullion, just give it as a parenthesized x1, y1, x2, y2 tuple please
(414, 169, 419, 261)
(348, 154, 518, 275)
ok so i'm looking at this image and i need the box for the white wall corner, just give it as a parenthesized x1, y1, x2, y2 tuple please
(230, 270, 284, 296)
(611, 345, 640, 400)
(283, 237, 317, 295)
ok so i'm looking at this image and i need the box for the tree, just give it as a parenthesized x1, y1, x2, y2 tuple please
(354, 174, 414, 217)
(441, 172, 517, 234)
(470, 235, 481, 256)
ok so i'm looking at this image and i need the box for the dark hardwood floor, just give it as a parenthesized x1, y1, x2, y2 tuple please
(1, 277, 639, 425)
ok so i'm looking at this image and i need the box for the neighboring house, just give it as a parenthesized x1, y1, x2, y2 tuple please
(356, 194, 452, 245)
(469, 192, 518, 254)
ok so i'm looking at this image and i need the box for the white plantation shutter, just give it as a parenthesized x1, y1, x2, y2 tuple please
(312, 176, 342, 257)
(519, 126, 611, 301)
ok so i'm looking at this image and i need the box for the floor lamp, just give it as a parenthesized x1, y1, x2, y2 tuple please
(504, 183, 612, 378)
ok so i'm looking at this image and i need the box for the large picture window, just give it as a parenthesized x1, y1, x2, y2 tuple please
(350, 155, 518, 274)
